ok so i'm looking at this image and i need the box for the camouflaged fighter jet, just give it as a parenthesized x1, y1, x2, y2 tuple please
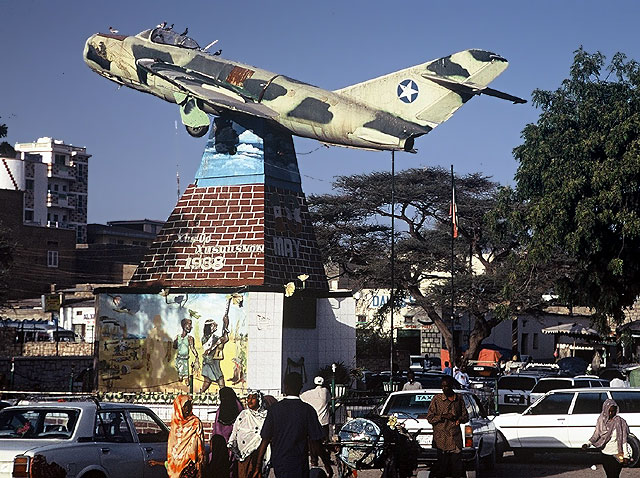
(84, 26, 525, 152)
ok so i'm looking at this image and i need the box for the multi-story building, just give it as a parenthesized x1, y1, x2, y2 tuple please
(6, 137, 91, 243)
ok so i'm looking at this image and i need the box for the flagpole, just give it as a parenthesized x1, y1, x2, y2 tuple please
(390, 150, 395, 383)
(450, 164, 455, 366)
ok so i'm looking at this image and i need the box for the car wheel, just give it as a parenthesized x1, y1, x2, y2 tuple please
(513, 448, 534, 461)
(465, 454, 480, 478)
(627, 434, 640, 468)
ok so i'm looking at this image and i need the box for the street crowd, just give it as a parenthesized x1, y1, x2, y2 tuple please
(152, 369, 633, 478)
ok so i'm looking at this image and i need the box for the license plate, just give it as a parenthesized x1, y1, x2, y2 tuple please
(505, 394, 524, 404)
(417, 434, 433, 447)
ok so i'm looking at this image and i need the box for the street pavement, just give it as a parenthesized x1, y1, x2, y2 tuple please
(352, 451, 639, 477)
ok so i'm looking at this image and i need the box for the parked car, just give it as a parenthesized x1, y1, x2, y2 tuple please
(497, 374, 539, 413)
(528, 376, 609, 404)
(380, 388, 498, 477)
(0, 400, 169, 478)
(493, 387, 640, 467)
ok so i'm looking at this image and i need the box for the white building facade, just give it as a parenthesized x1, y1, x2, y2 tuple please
(1, 137, 91, 243)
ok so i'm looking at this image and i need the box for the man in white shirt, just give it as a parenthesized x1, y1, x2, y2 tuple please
(402, 370, 423, 391)
(301, 376, 332, 467)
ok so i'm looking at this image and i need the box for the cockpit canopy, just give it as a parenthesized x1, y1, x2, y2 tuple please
(142, 27, 200, 50)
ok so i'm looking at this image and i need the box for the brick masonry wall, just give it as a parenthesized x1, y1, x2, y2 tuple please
(263, 186, 327, 290)
(130, 184, 266, 287)
(130, 183, 327, 290)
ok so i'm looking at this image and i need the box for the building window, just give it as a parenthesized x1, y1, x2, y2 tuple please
(62, 184, 67, 192)
(24, 210, 34, 221)
(53, 184, 59, 192)
(54, 154, 66, 165)
(25, 179, 34, 190)
(521, 333, 529, 355)
(533, 333, 539, 350)
(47, 250, 59, 268)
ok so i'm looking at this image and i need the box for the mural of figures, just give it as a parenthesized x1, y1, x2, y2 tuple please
(96, 292, 247, 395)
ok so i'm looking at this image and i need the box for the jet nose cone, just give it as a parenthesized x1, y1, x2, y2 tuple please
(83, 34, 111, 72)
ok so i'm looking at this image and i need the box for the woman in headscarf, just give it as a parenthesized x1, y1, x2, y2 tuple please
(582, 398, 632, 478)
(149, 395, 205, 478)
(228, 390, 269, 478)
(210, 387, 243, 476)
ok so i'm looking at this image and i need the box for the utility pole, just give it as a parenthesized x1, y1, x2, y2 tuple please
(390, 150, 395, 386)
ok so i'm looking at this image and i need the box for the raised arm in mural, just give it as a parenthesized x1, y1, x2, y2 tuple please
(173, 318, 199, 384)
(200, 298, 231, 393)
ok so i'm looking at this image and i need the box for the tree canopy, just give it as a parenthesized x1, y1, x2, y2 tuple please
(514, 48, 640, 329)
(309, 167, 555, 360)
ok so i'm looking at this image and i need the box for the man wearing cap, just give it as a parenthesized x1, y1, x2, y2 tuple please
(301, 376, 331, 466)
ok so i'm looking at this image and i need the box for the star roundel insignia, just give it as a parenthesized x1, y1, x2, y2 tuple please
(397, 79, 419, 103)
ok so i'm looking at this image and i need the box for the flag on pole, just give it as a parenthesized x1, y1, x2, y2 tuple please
(450, 183, 459, 238)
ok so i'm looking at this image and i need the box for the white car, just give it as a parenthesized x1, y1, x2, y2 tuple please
(528, 376, 609, 404)
(0, 401, 169, 478)
(496, 374, 539, 413)
(493, 387, 640, 467)
(380, 389, 497, 477)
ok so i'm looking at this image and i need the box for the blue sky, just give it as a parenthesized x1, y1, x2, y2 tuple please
(2, 1, 640, 224)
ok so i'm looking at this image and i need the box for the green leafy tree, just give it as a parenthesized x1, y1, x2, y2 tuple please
(309, 168, 555, 361)
(514, 48, 640, 330)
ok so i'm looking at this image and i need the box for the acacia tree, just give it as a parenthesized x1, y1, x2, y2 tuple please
(309, 167, 557, 361)
(514, 48, 640, 331)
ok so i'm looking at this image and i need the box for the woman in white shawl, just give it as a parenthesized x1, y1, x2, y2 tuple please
(582, 398, 631, 478)
(228, 390, 269, 478)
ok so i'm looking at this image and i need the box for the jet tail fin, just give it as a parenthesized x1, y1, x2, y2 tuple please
(334, 49, 525, 129)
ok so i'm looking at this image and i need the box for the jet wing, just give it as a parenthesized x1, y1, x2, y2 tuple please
(421, 73, 527, 104)
(136, 59, 279, 119)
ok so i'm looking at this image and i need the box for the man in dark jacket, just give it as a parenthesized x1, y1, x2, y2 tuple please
(426, 375, 469, 478)
(256, 372, 332, 478)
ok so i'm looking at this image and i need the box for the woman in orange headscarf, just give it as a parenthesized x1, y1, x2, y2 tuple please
(149, 395, 205, 478)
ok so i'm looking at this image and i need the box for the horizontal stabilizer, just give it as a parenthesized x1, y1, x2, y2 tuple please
(421, 73, 526, 104)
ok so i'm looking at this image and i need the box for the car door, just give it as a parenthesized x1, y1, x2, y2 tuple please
(128, 409, 170, 478)
(516, 392, 574, 448)
(565, 391, 608, 447)
(95, 410, 144, 477)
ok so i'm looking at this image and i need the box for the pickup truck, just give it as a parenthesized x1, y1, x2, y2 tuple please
(0, 400, 169, 478)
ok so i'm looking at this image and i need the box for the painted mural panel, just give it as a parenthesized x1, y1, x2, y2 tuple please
(96, 292, 247, 395)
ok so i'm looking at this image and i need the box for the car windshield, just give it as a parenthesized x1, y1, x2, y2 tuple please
(150, 27, 199, 49)
(383, 392, 436, 416)
(0, 408, 79, 439)
(531, 379, 570, 394)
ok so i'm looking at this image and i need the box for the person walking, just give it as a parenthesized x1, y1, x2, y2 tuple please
(228, 390, 269, 478)
(148, 395, 205, 478)
(582, 398, 632, 478)
(426, 375, 469, 478)
(300, 376, 332, 467)
(256, 372, 332, 478)
(211, 387, 243, 476)
(402, 371, 422, 391)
